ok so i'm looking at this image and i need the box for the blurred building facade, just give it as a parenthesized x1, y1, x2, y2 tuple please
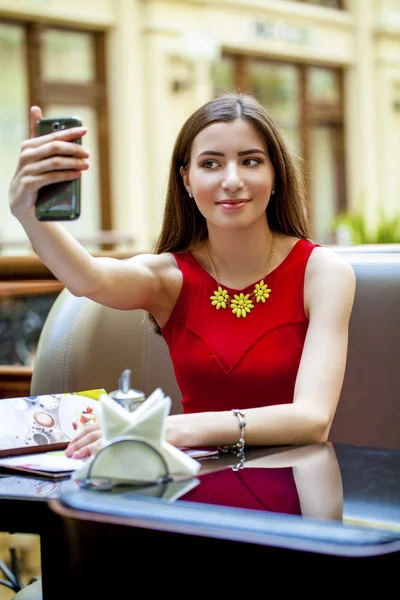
(0, 0, 399, 252)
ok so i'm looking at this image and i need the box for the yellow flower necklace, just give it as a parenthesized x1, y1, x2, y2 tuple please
(205, 233, 276, 319)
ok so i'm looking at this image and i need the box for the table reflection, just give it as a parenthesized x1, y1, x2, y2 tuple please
(178, 442, 343, 523)
(81, 442, 343, 526)
(0, 474, 61, 499)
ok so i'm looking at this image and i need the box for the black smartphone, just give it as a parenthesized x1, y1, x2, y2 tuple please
(35, 116, 82, 221)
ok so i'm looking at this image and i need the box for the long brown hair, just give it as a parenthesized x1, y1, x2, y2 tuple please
(150, 92, 311, 332)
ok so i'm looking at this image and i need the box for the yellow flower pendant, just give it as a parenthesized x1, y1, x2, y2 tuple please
(254, 280, 271, 303)
(210, 286, 229, 310)
(210, 279, 271, 318)
(231, 293, 254, 318)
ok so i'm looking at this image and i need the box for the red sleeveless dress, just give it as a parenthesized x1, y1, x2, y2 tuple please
(161, 238, 319, 414)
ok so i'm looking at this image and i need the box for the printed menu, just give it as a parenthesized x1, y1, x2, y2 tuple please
(0, 389, 103, 459)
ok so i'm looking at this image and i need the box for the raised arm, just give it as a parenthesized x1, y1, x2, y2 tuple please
(9, 107, 174, 313)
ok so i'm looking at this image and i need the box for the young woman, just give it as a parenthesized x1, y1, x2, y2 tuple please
(9, 93, 356, 459)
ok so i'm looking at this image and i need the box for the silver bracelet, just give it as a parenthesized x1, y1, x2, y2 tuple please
(232, 408, 246, 451)
(219, 409, 246, 470)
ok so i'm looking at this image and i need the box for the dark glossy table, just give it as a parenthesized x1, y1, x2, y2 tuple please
(1, 442, 400, 597)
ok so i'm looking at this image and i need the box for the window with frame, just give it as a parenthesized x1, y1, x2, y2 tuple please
(212, 54, 346, 243)
(0, 20, 111, 255)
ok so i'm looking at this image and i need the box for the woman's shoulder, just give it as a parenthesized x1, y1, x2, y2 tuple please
(305, 244, 356, 306)
(126, 252, 183, 289)
(307, 244, 356, 279)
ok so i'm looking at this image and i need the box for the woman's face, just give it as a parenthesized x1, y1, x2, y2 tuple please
(181, 119, 275, 232)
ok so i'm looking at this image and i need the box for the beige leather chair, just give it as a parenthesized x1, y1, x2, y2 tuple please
(30, 292, 183, 415)
(328, 251, 400, 449)
(13, 579, 42, 600)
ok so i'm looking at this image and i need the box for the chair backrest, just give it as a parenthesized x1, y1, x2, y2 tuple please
(328, 251, 400, 449)
(31, 249, 400, 447)
(30, 291, 183, 415)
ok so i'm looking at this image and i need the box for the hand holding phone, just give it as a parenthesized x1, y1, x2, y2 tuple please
(35, 116, 83, 221)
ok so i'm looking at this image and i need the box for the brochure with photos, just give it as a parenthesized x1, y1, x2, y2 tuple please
(0, 388, 218, 479)
(0, 389, 103, 460)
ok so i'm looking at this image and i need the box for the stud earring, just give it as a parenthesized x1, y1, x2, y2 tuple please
(271, 188, 275, 196)
(188, 192, 192, 198)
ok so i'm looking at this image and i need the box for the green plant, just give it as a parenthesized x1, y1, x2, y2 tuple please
(334, 210, 400, 244)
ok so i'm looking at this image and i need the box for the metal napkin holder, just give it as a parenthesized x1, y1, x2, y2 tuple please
(78, 435, 172, 492)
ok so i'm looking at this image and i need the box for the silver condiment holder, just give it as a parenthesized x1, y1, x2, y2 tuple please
(109, 369, 145, 412)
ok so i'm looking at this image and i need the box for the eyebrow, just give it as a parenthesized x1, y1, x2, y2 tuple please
(197, 148, 267, 158)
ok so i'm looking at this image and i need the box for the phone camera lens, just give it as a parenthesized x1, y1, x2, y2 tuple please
(52, 122, 61, 132)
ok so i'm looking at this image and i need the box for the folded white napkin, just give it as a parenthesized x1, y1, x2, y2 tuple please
(73, 388, 201, 484)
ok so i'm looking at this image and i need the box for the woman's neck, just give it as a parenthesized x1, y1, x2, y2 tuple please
(203, 223, 275, 289)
